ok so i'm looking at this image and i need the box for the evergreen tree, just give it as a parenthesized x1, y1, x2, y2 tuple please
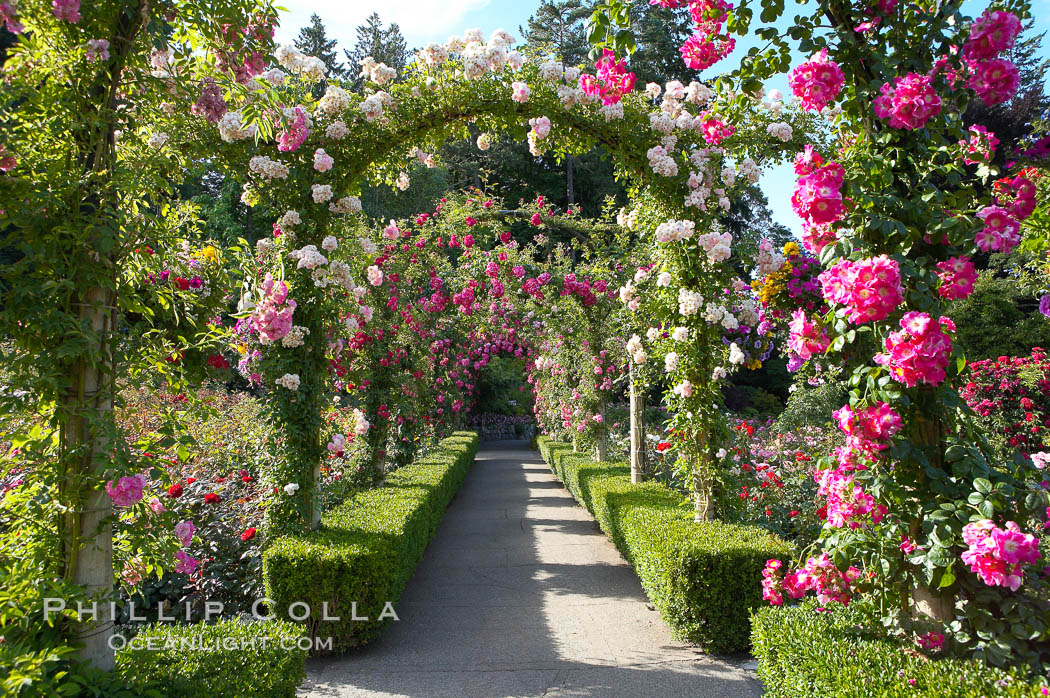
(294, 13, 344, 86)
(521, 0, 591, 66)
(344, 13, 409, 91)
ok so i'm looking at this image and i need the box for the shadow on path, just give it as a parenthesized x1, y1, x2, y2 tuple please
(299, 441, 762, 698)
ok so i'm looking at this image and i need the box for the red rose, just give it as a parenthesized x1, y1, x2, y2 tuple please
(186, 477, 196, 484)
(207, 354, 230, 370)
(656, 442, 671, 452)
(204, 493, 221, 504)
(173, 277, 190, 291)
(167, 484, 183, 498)
(240, 527, 256, 542)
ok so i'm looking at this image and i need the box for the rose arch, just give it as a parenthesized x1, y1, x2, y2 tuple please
(215, 35, 810, 534)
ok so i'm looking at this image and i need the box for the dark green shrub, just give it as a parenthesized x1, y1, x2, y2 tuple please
(115, 619, 307, 698)
(772, 381, 847, 434)
(262, 432, 479, 653)
(751, 600, 1049, 697)
(536, 436, 792, 653)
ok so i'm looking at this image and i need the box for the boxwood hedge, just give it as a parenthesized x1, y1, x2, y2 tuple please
(751, 599, 1049, 697)
(262, 431, 479, 653)
(536, 436, 792, 653)
(115, 618, 307, 698)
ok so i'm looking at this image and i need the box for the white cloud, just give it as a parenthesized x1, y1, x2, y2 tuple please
(275, 0, 494, 52)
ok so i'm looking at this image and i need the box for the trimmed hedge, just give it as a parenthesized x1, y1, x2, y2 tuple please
(751, 600, 1049, 697)
(536, 436, 792, 653)
(263, 432, 479, 653)
(115, 618, 307, 697)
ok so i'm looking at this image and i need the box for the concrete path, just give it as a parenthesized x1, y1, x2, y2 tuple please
(300, 441, 762, 698)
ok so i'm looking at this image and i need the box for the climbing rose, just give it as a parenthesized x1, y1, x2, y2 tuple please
(174, 520, 195, 547)
(975, 205, 1020, 254)
(313, 148, 334, 172)
(679, 29, 735, 71)
(872, 73, 941, 130)
(968, 58, 1020, 107)
(959, 125, 999, 164)
(191, 78, 227, 123)
(935, 256, 977, 300)
(963, 10, 1022, 61)
(819, 256, 903, 324)
(276, 107, 309, 152)
(579, 50, 636, 105)
(105, 474, 145, 507)
(787, 309, 829, 360)
(874, 313, 954, 388)
(174, 550, 198, 575)
(1, 1, 24, 33)
(994, 174, 1037, 220)
(698, 115, 735, 145)
(52, 0, 80, 23)
(961, 519, 1040, 591)
(789, 49, 844, 112)
(511, 81, 530, 103)
(791, 160, 845, 226)
(833, 402, 902, 456)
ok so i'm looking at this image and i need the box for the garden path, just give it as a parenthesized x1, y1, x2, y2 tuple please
(299, 441, 761, 698)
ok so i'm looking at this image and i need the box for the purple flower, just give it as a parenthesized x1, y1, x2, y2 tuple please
(1039, 294, 1050, 318)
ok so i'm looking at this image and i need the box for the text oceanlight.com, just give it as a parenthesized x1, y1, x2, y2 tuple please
(110, 634, 335, 652)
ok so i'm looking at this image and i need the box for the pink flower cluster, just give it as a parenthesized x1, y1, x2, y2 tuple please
(963, 11, 1023, 106)
(106, 474, 146, 507)
(787, 309, 829, 360)
(935, 256, 977, 300)
(994, 173, 1037, 220)
(833, 401, 902, 457)
(819, 255, 903, 324)
(277, 107, 310, 153)
(1, 1, 25, 34)
(680, 29, 735, 71)
(251, 273, 297, 342)
(792, 151, 846, 227)
(968, 58, 1020, 107)
(698, 114, 735, 145)
(961, 519, 1041, 591)
(817, 467, 886, 529)
(873, 73, 942, 130)
(959, 125, 999, 165)
(579, 50, 636, 105)
(875, 312, 955, 388)
(975, 205, 1021, 254)
(191, 78, 228, 124)
(789, 49, 844, 112)
(963, 10, 1022, 61)
(761, 554, 860, 606)
(52, 0, 80, 23)
(679, 0, 736, 71)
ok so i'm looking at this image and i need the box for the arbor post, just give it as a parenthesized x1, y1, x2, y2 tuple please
(629, 364, 646, 483)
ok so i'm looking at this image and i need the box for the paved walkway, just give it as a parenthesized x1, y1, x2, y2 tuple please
(300, 441, 762, 698)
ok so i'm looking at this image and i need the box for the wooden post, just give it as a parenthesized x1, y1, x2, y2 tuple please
(629, 364, 646, 483)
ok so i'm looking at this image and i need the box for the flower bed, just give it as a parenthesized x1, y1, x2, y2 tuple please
(536, 435, 792, 653)
(262, 432, 478, 653)
(751, 600, 1049, 697)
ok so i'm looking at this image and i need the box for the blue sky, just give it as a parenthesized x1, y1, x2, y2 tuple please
(276, 1, 1050, 237)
